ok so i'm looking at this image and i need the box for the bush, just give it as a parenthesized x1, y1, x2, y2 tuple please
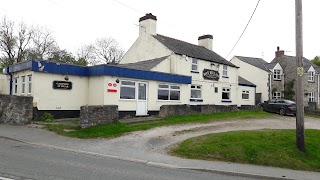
(34, 113, 54, 122)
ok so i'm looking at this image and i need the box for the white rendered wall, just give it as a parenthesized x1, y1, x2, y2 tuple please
(237, 86, 256, 106)
(0, 74, 8, 94)
(88, 76, 105, 105)
(231, 57, 269, 102)
(33, 72, 89, 110)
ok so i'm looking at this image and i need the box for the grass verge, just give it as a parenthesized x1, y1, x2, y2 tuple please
(170, 129, 320, 172)
(45, 110, 273, 139)
(305, 113, 320, 119)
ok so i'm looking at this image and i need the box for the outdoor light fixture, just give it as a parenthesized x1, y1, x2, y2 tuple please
(64, 76, 69, 81)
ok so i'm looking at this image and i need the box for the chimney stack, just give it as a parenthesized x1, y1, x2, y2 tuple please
(198, 35, 213, 50)
(275, 46, 285, 58)
(139, 13, 157, 37)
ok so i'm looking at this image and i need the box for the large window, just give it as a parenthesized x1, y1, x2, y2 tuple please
(273, 69, 281, 80)
(273, 92, 281, 99)
(308, 71, 314, 82)
(222, 87, 231, 100)
(223, 65, 228, 77)
(27, 75, 32, 95)
(308, 92, 315, 102)
(21, 76, 25, 94)
(242, 90, 249, 100)
(191, 58, 198, 72)
(191, 85, 201, 99)
(14, 78, 18, 94)
(158, 84, 180, 101)
(120, 81, 136, 99)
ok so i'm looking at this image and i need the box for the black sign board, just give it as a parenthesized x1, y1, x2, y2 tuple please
(203, 69, 219, 81)
(53, 81, 72, 90)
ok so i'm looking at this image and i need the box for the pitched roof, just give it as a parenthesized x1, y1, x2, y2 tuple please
(153, 34, 238, 68)
(117, 56, 168, 71)
(271, 55, 319, 73)
(235, 56, 269, 72)
(238, 76, 256, 87)
(265, 62, 278, 70)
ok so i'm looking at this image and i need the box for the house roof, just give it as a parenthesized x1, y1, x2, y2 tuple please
(238, 76, 256, 87)
(271, 55, 318, 73)
(117, 56, 168, 71)
(235, 56, 269, 72)
(153, 34, 238, 68)
(265, 62, 278, 70)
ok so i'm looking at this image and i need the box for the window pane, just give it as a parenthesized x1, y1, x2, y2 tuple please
(170, 85, 180, 90)
(223, 71, 227, 76)
(22, 77, 25, 82)
(242, 94, 249, 99)
(170, 90, 180, 100)
(120, 87, 135, 99)
(191, 89, 201, 99)
(28, 76, 32, 81)
(159, 84, 169, 89)
(158, 90, 169, 100)
(138, 83, 146, 100)
(28, 83, 32, 93)
(192, 65, 197, 71)
(192, 58, 197, 64)
(22, 84, 25, 93)
(121, 81, 135, 86)
(222, 92, 230, 99)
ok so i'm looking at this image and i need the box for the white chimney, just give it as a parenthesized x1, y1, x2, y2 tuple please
(198, 34, 213, 50)
(139, 13, 157, 37)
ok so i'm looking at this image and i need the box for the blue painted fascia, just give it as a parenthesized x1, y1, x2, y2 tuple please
(8, 60, 32, 73)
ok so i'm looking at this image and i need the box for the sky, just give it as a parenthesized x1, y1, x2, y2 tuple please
(0, 0, 319, 62)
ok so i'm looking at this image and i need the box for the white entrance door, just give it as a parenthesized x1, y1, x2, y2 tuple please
(136, 82, 148, 116)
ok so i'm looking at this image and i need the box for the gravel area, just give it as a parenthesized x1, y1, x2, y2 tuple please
(107, 116, 320, 154)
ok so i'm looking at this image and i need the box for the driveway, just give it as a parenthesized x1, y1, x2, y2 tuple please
(107, 115, 320, 154)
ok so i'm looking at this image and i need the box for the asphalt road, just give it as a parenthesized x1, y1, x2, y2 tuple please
(0, 138, 261, 180)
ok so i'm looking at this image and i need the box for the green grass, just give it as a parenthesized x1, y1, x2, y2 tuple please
(45, 110, 273, 139)
(170, 129, 320, 172)
(305, 113, 320, 119)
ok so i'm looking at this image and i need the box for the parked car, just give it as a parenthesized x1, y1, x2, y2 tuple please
(262, 99, 296, 116)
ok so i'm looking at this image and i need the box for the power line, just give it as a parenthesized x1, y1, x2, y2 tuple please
(112, 0, 144, 15)
(226, 0, 261, 59)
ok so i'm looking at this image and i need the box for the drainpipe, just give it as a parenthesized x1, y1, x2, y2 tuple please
(318, 74, 319, 106)
(269, 73, 272, 100)
(7, 67, 13, 95)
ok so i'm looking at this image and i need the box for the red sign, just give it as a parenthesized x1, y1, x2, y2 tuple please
(107, 81, 118, 92)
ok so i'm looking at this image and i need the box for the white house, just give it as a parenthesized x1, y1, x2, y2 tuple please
(122, 13, 256, 106)
(0, 74, 7, 94)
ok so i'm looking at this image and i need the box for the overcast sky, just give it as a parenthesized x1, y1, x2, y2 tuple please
(0, 0, 319, 62)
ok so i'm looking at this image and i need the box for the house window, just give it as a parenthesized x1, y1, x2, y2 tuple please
(308, 71, 314, 82)
(273, 69, 281, 80)
(14, 78, 18, 94)
(273, 92, 281, 99)
(242, 90, 249, 100)
(191, 85, 201, 99)
(308, 92, 315, 102)
(21, 76, 25, 94)
(222, 88, 231, 100)
(223, 65, 228, 77)
(191, 58, 198, 72)
(27, 75, 32, 94)
(120, 81, 136, 99)
(158, 84, 180, 101)
(214, 87, 218, 93)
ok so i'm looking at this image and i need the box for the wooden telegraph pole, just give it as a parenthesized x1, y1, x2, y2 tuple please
(295, 0, 305, 152)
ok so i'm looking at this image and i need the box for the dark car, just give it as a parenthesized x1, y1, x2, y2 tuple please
(262, 99, 296, 116)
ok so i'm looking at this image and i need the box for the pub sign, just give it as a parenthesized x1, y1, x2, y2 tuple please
(203, 69, 219, 81)
(53, 81, 72, 90)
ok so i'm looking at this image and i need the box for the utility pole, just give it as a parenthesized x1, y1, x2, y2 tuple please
(295, 0, 305, 152)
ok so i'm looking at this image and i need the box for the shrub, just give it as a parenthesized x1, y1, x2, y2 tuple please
(34, 113, 54, 122)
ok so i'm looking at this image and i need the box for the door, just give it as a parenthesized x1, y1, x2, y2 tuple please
(136, 82, 148, 116)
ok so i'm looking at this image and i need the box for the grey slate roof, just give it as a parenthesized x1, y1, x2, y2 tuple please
(238, 76, 256, 87)
(265, 62, 278, 70)
(117, 56, 168, 71)
(271, 55, 318, 73)
(235, 56, 269, 72)
(153, 34, 238, 68)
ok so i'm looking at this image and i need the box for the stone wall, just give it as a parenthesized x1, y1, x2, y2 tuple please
(159, 104, 238, 118)
(80, 105, 118, 128)
(0, 94, 33, 125)
(239, 105, 262, 111)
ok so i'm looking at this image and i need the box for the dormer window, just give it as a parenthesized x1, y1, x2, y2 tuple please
(273, 69, 281, 80)
(308, 71, 314, 82)
(191, 58, 198, 72)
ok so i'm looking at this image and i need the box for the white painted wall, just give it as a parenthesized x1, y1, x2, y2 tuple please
(0, 74, 8, 94)
(231, 56, 269, 103)
(33, 72, 89, 110)
(237, 86, 256, 106)
(88, 76, 105, 105)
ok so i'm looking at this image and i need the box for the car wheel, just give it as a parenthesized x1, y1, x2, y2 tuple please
(280, 108, 286, 116)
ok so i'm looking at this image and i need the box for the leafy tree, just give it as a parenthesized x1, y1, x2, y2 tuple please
(311, 56, 320, 66)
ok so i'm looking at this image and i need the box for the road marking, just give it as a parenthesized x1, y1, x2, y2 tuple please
(0, 177, 14, 180)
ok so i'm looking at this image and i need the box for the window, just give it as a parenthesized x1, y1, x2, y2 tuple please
(242, 90, 249, 100)
(308, 71, 314, 82)
(21, 76, 25, 94)
(191, 58, 198, 72)
(158, 84, 180, 101)
(273, 69, 281, 80)
(120, 81, 136, 99)
(273, 92, 281, 99)
(191, 85, 201, 99)
(214, 87, 218, 93)
(27, 75, 32, 94)
(222, 87, 231, 100)
(14, 78, 18, 94)
(308, 92, 314, 102)
(223, 65, 228, 77)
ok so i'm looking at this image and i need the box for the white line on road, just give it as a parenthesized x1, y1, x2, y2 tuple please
(0, 177, 14, 180)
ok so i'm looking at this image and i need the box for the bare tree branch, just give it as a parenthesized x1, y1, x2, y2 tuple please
(29, 27, 57, 60)
(0, 17, 16, 65)
(93, 37, 124, 64)
(16, 22, 33, 63)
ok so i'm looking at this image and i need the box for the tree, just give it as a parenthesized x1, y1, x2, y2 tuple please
(0, 17, 16, 65)
(93, 37, 124, 64)
(76, 45, 97, 65)
(311, 56, 320, 66)
(48, 49, 87, 66)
